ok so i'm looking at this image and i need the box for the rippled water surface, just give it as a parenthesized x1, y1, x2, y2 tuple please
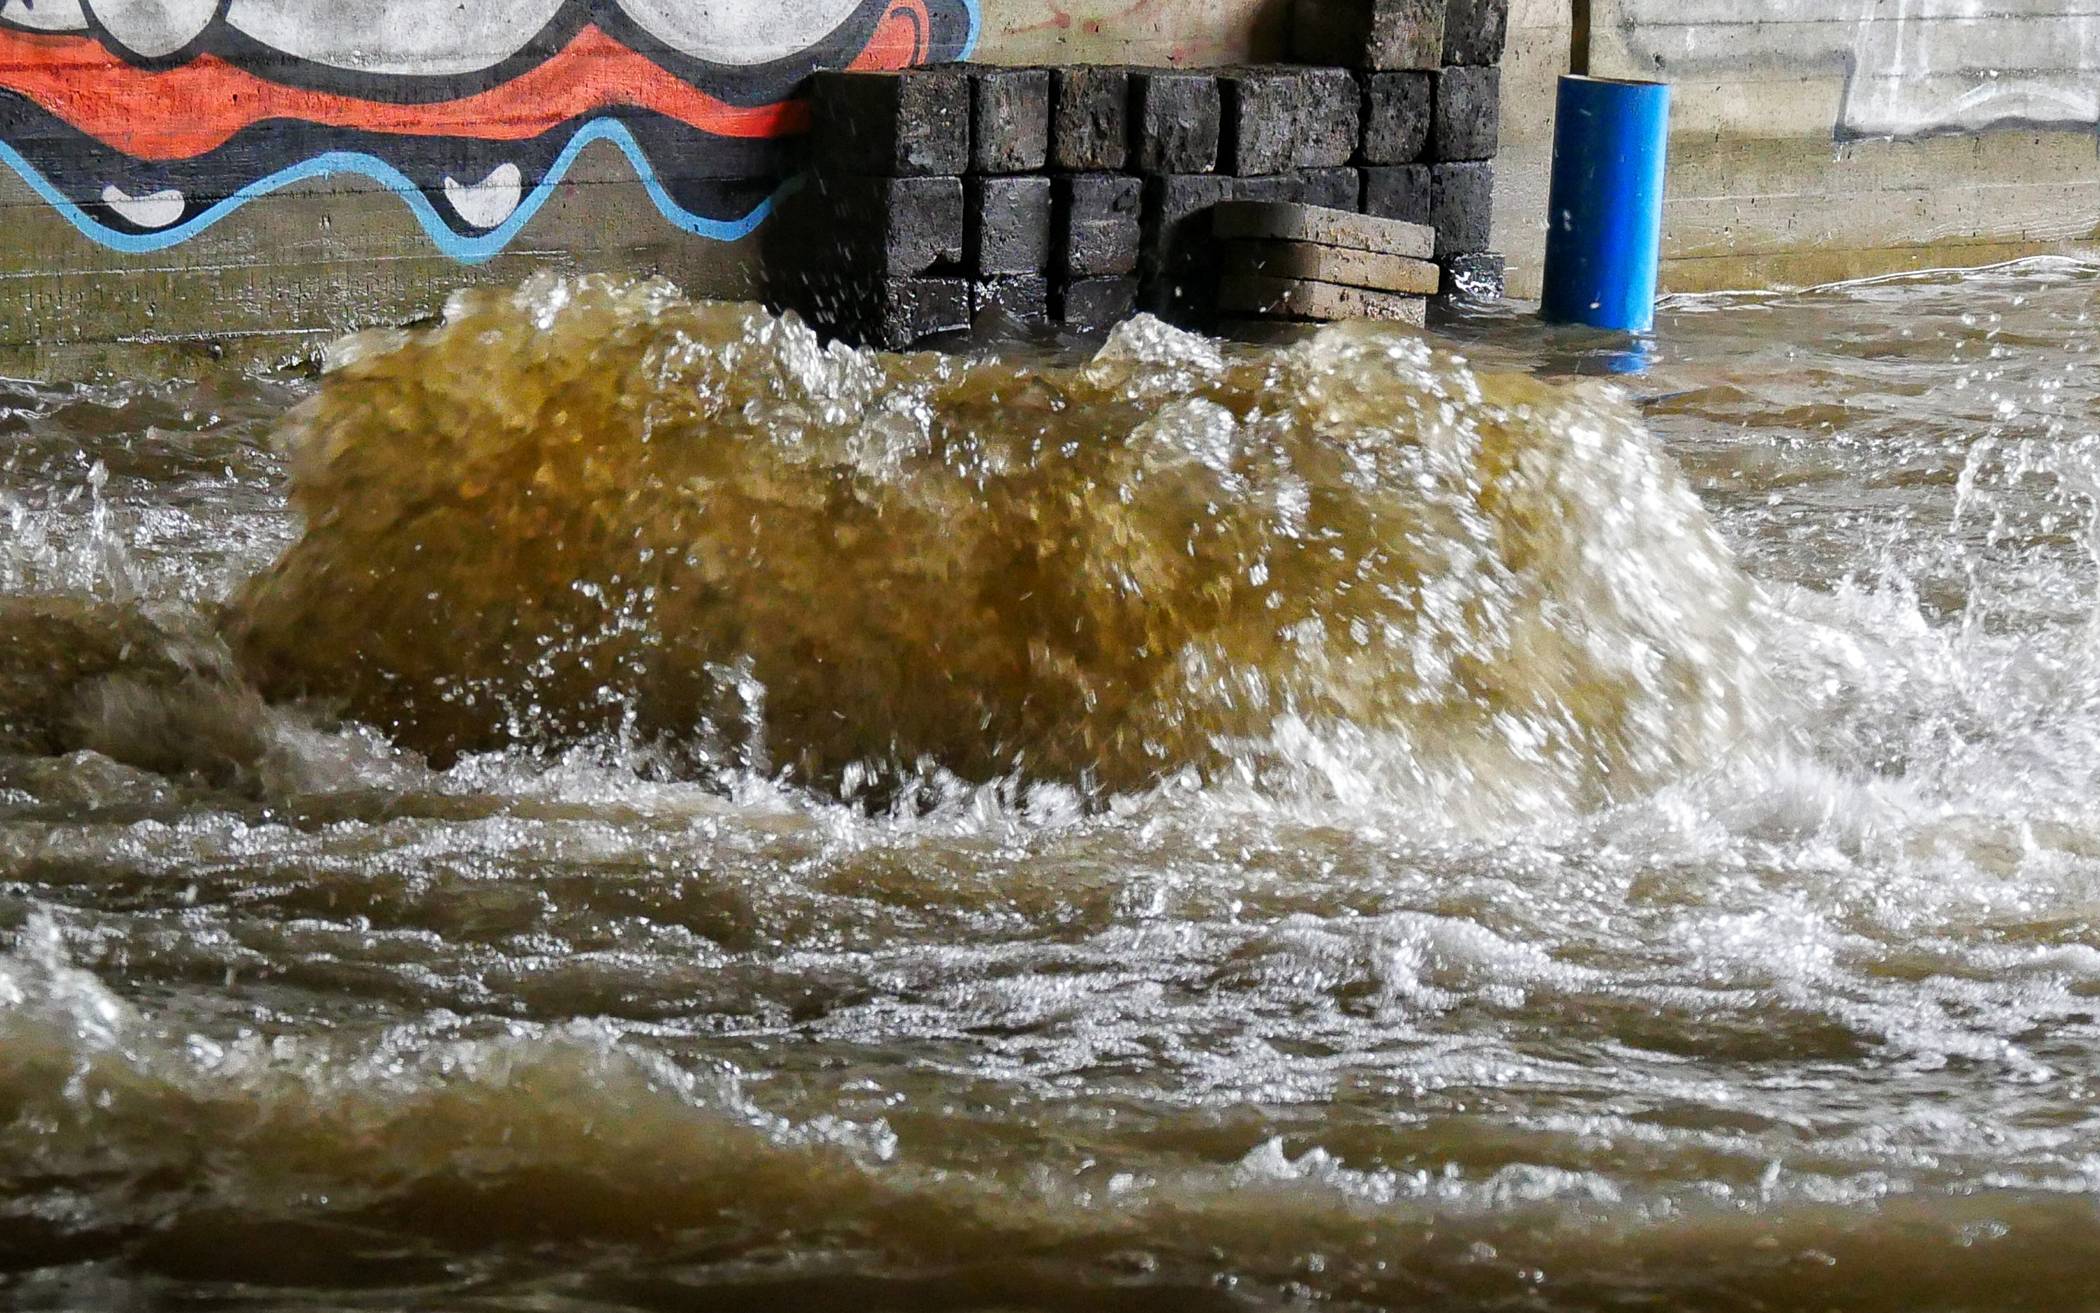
(4, 262, 2099, 1311)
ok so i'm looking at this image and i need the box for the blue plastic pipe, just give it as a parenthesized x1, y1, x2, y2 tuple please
(1540, 75, 1671, 333)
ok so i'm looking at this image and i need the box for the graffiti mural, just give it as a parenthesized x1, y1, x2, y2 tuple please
(0, 0, 978, 259)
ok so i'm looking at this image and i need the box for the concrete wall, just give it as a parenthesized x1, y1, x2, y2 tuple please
(1495, 0, 2100, 296)
(975, 0, 1288, 65)
(1491, 0, 1572, 300)
(1, 0, 2096, 365)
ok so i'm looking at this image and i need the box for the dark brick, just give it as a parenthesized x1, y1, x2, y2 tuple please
(1131, 70, 1221, 174)
(1219, 66, 1361, 175)
(1432, 65, 1500, 162)
(1150, 172, 1349, 246)
(1293, 0, 1446, 70)
(968, 174, 1053, 275)
(1145, 173, 1236, 251)
(775, 271, 970, 350)
(868, 277, 972, 348)
(973, 274, 1051, 323)
(806, 68, 970, 176)
(1141, 172, 1236, 314)
(971, 67, 1052, 173)
(1442, 0, 1510, 65)
(1360, 70, 1432, 164)
(798, 173, 965, 274)
(1058, 173, 1142, 276)
(1361, 163, 1434, 227)
(1439, 251, 1506, 302)
(1300, 68, 1365, 168)
(1254, 174, 1324, 205)
(1219, 67, 1302, 176)
(1143, 171, 1354, 319)
(1063, 172, 1143, 225)
(1067, 222, 1143, 277)
(1060, 276, 1140, 330)
(1289, 167, 1362, 211)
(1432, 160, 1494, 256)
(1052, 65, 1131, 171)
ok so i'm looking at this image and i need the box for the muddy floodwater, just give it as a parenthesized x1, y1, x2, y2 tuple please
(3, 262, 2099, 1311)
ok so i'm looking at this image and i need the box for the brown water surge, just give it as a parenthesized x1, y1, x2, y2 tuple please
(226, 276, 1761, 805)
(5, 263, 2100, 1312)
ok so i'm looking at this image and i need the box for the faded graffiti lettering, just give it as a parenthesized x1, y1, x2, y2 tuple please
(1612, 0, 2099, 143)
(1839, 0, 2099, 140)
(0, 0, 979, 259)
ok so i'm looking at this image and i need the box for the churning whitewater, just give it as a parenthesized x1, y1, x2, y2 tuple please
(223, 276, 1761, 807)
(4, 263, 2100, 1310)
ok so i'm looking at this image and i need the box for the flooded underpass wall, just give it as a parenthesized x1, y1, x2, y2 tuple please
(1, 0, 2095, 363)
(1493, 0, 2100, 298)
(1589, 0, 2100, 294)
(0, 0, 1288, 371)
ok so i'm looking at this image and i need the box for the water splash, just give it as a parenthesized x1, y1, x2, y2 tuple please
(225, 274, 1768, 811)
(14, 267, 2100, 1312)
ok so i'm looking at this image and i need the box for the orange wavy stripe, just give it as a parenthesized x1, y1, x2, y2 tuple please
(0, 10, 929, 162)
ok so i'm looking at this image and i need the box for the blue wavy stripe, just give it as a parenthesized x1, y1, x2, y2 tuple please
(0, 117, 778, 263)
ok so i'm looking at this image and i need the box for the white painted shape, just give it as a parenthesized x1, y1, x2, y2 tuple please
(1841, 0, 2100, 135)
(613, 0, 863, 66)
(1610, 0, 2100, 138)
(101, 183, 185, 228)
(443, 161, 523, 230)
(83, 0, 217, 56)
(224, 0, 569, 75)
(0, 0, 89, 32)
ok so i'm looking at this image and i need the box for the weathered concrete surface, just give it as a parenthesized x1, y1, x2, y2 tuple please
(0, 140, 765, 375)
(1655, 130, 2100, 292)
(1486, 0, 1567, 298)
(1598, 0, 2100, 141)
(1442, 0, 1511, 67)
(1223, 238, 1442, 293)
(1214, 199, 1435, 256)
(1485, 0, 2100, 298)
(808, 67, 974, 176)
(1431, 64, 1500, 161)
(1588, 0, 2100, 294)
(1218, 66, 1361, 175)
(976, 0, 1290, 66)
(1217, 270, 1429, 321)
